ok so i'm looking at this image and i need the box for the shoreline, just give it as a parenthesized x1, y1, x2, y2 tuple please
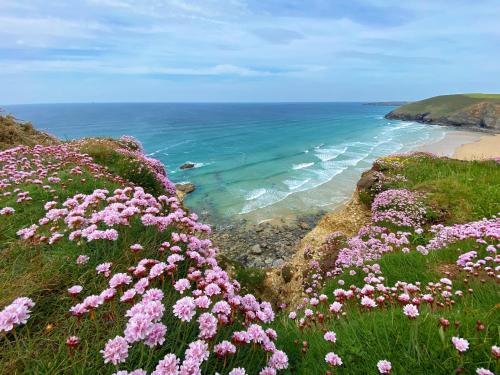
(207, 126, 500, 269)
(414, 129, 482, 157)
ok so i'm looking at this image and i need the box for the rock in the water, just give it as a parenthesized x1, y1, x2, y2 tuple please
(179, 162, 195, 170)
(251, 244, 262, 254)
(176, 183, 195, 194)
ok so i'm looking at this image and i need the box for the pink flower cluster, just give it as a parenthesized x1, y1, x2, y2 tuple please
(371, 189, 426, 228)
(0, 297, 35, 333)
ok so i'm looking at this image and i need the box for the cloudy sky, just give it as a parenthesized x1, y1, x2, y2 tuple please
(1, 0, 499, 104)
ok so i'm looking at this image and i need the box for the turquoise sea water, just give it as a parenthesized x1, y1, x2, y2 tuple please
(3, 103, 447, 223)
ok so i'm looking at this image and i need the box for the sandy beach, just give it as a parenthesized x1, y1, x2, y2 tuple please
(453, 133, 500, 160)
(415, 129, 500, 160)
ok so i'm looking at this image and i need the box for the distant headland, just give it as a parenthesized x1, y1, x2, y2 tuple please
(363, 101, 408, 106)
(385, 93, 500, 132)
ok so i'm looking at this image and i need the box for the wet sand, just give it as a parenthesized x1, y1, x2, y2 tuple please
(415, 130, 483, 157)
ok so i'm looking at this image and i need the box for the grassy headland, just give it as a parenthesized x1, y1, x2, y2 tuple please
(0, 114, 499, 374)
(385, 94, 500, 132)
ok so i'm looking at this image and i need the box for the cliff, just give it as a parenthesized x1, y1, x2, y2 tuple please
(385, 94, 500, 132)
(0, 113, 59, 150)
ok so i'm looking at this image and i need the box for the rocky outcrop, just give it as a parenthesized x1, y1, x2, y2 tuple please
(356, 169, 379, 193)
(176, 182, 195, 194)
(386, 100, 500, 133)
(179, 162, 195, 170)
(262, 194, 372, 306)
(212, 214, 323, 269)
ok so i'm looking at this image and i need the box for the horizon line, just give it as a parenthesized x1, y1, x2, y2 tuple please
(1, 100, 409, 107)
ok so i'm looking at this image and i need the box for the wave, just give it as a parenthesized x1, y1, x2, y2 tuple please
(283, 178, 311, 190)
(292, 162, 314, 170)
(245, 188, 267, 201)
(240, 189, 289, 214)
(146, 139, 192, 156)
(314, 146, 347, 162)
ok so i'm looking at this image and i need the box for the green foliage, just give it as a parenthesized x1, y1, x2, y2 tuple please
(378, 155, 500, 223)
(464, 93, 500, 99)
(0, 113, 58, 150)
(358, 191, 373, 207)
(79, 140, 166, 196)
(391, 94, 500, 117)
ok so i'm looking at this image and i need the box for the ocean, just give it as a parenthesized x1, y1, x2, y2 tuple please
(2, 103, 447, 223)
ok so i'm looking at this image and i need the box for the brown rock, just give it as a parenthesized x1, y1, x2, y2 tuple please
(179, 162, 195, 170)
(176, 183, 195, 194)
(356, 169, 378, 192)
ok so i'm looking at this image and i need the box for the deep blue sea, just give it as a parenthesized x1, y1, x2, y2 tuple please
(3, 103, 447, 223)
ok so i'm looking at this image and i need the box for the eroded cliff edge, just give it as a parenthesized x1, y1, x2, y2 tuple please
(385, 94, 500, 133)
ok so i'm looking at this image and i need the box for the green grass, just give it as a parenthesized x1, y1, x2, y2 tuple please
(0, 113, 58, 150)
(379, 155, 500, 223)
(285, 240, 499, 374)
(391, 94, 500, 117)
(465, 93, 500, 99)
(1, 145, 498, 374)
(78, 139, 167, 196)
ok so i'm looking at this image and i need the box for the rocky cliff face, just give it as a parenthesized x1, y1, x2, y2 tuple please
(386, 100, 500, 132)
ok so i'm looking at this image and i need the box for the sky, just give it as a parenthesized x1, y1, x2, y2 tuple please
(0, 0, 499, 104)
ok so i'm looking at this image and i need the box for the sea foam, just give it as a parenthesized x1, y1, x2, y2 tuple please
(292, 162, 314, 170)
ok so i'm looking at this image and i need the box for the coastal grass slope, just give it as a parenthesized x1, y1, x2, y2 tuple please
(270, 154, 499, 374)
(0, 115, 499, 374)
(0, 113, 58, 150)
(385, 94, 500, 131)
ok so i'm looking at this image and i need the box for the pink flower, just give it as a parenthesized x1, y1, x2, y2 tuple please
(174, 279, 191, 294)
(325, 352, 342, 366)
(144, 323, 167, 347)
(259, 368, 277, 375)
(377, 360, 392, 374)
(324, 331, 336, 343)
(96, 262, 112, 277)
(152, 353, 180, 375)
(101, 336, 129, 365)
(82, 295, 103, 310)
(173, 297, 196, 322)
(452, 336, 469, 352)
(109, 273, 132, 288)
(402, 304, 419, 319)
(124, 313, 153, 343)
(120, 289, 137, 302)
(329, 302, 342, 313)
(491, 345, 500, 359)
(130, 243, 143, 253)
(198, 312, 218, 339)
(143, 288, 164, 302)
(0, 297, 35, 333)
(268, 350, 288, 370)
(361, 296, 377, 309)
(214, 340, 236, 357)
(67, 285, 83, 296)
(69, 303, 88, 317)
(0, 207, 15, 215)
(185, 339, 209, 364)
(229, 369, 246, 375)
(476, 369, 494, 375)
(76, 255, 89, 264)
(66, 336, 80, 348)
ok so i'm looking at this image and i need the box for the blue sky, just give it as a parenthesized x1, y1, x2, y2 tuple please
(0, 0, 499, 104)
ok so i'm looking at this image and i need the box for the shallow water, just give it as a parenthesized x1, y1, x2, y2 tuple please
(3, 102, 447, 222)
